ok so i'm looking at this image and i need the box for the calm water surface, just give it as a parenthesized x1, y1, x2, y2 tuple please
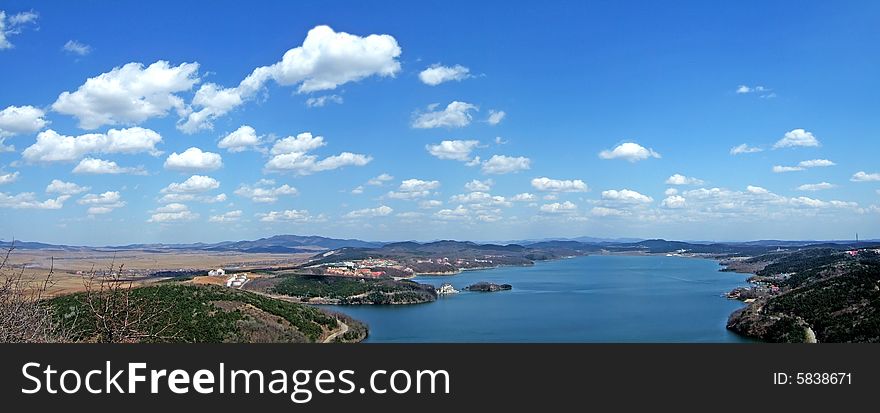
(331, 255, 751, 343)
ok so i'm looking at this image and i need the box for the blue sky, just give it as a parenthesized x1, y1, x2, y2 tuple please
(1, 0, 879, 245)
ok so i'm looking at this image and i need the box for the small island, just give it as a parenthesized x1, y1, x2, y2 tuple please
(463, 282, 512, 292)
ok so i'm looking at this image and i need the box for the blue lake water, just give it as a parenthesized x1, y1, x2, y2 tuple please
(331, 255, 752, 343)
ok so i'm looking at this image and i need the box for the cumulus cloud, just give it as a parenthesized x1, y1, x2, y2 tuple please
(419, 199, 443, 209)
(0, 192, 69, 210)
(464, 179, 493, 192)
(72, 158, 145, 175)
(599, 142, 661, 162)
(511, 193, 536, 202)
(449, 192, 510, 209)
(426, 140, 480, 161)
(531, 177, 588, 193)
(367, 173, 393, 186)
(161, 175, 220, 194)
(797, 182, 835, 192)
(851, 171, 880, 182)
(164, 147, 222, 172)
(735, 85, 775, 98)
(773, 129, 820, 149)
(540, 201, 577, 213)
(305, 94, 343, 108)
(218, 125, 262, 152)
(148, 203, 198, 223)
(179, 25, 401, 133)
(234, 179, 298, 203)
(388, 179, 440, 199)
(435, 205, 470, 220)
(344, 205, 393, 219)
(0, 10, 39, 50)
(412, 101, 477, 129)
(0, 105, 48, 137)
(22, 127, 162, 163)
(46, 179, 89, 195)
(0, 171, 19, 185)
(209, 210, 242, 223)
(257, 209, 321, 223)
(487, 110, 506, 126)
(665, 174, 704, 186)
(78, 191, 125, 214)
(62, 40, 91, 56)
(772, 165, 804, 173)
(798, 159, 836, 168)
(746, 185, 770, 195)
(418, 64, 471, 86)
(661, 195, 687, 209)
(264, 132, 370, 174)
(601, 189, 653, 203)
(52, 61, 199, 129)
(481, 155, 530, 174)
(729, 144, 763, 155)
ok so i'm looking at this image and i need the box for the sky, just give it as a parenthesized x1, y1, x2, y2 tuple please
(1, 0, 879, 245)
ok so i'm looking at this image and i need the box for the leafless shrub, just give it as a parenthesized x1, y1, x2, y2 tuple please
(0, 242, 72, 343)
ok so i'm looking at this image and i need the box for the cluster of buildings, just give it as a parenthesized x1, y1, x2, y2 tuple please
(225, 273, 248, 288)
(316, 258, 410, 278)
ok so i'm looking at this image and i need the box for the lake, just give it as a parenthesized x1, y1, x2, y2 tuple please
(331, 255, 753, 343)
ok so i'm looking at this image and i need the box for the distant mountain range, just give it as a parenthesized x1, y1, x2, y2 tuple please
(1, 235, 877, 253)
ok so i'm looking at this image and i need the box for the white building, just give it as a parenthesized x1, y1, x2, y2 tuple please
(208, 268, 226, 277)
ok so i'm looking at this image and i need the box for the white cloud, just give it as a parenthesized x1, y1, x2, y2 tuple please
(426, 140, 480, 161)
(665, 188, 679, 196)
(418, 64, 471, 86)
(45, 179, 89, 195)
(161, 175, 220, 194)
(264, 132, 370, 174)
(164, 147, 222, 172)
(412, 101, 477, 129)
(661, 195, 687, 209)
(773, 129, 820, 149)
(0, 10, 38, 50)
(599, 142, 661, 162)
(511, 193, 536, 202)
(22, 127, 163, 163)
(665, 174, 704, 186)
(772, 165, 805, 173)
(367, 173, 394, 186)
(540, 201, 577, 213)
(531, 177, 588, 192)
(0, 105, 48, 137)
(487, 110, 506, 126)
(0, 171, 19, 185)
(148, 203, 198, 223)
(798, 159, 836, 168)
(851, 171, 880, 182)
(388, 179, 439, 199)
(0, 192, 69, 210)
(746, 185, 770, 195)
(481, 155, 531, 174)
(449, 192, 510, 208)
(351, 186, 364, 195)
(234, 180, 298, 203)
(601, 189, 653, 203)
(729, 144, 763, 155)
(435, 205, 469, 220)
(305, 94, 343, 108)
(344, 205, 393, 219)
(53, 61, 200, 129)
(72, 158, 145, 175)
(735, 85, 773, 98)
(419, 199, 443, 209)
(209, 210, 242, 223)
(591, 207, 625, 217)
(179, 25, 401, 133)
(797, 182, 835, 192)
(257, 209, 319, 223)
(62, 40, 91, 56)
(78, 191, 125, 214)
(218, 125, 262, 152)
(465, 179, 493, 192)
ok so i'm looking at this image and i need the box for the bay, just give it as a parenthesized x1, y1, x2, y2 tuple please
(330, 255, 752, 343)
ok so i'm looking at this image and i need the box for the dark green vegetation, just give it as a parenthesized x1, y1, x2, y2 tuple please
(727, 248, 880, 342)
(464, 282, 512, 292)
(50, 284, 365, 343)
(249, 274, 436, 305)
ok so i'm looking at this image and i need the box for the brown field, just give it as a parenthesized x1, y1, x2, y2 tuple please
(2, 249, 312, 297)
